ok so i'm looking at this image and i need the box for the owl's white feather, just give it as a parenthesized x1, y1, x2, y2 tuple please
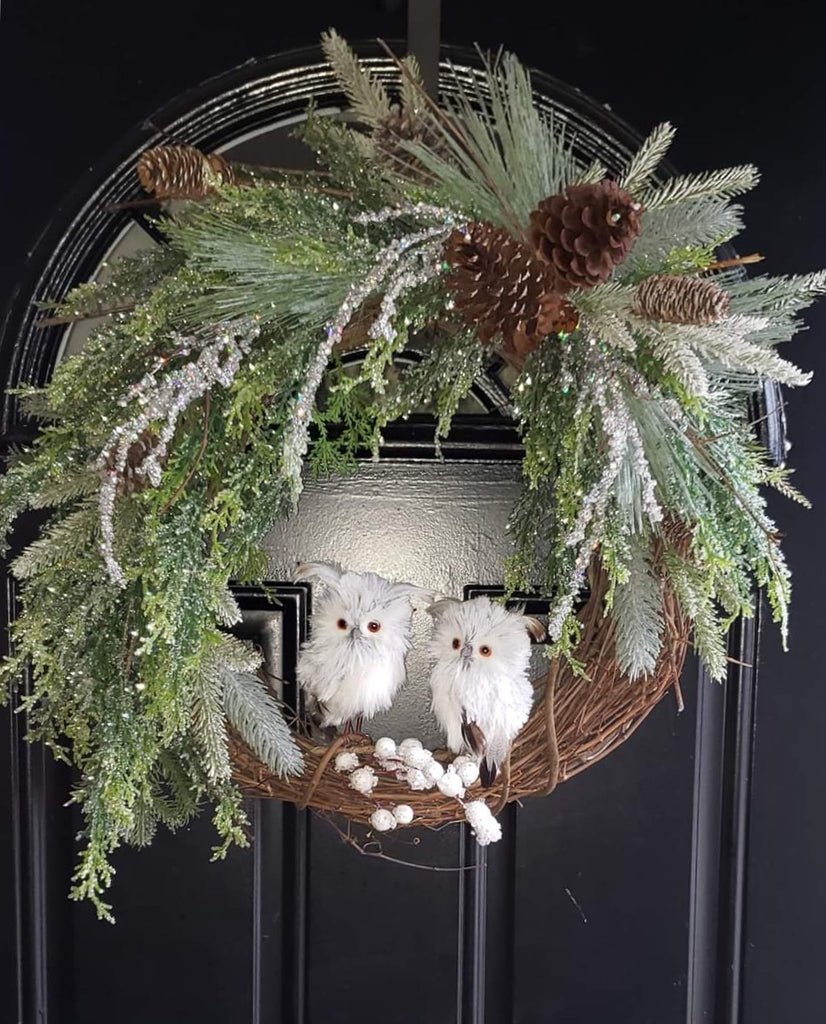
(426, 596, 544, 786)
(295, 562, 433, 728)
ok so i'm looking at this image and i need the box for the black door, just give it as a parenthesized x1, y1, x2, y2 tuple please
(2, 5, 824, 1023)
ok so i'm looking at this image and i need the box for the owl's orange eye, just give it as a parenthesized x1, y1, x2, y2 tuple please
(479, 645, 492, 657)
(452, 638, 461, 650)
(367, 621, 381, 633)
(337, 618, 348, 630)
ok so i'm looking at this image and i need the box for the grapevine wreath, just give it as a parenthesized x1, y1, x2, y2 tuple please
(1, 32, 823, 918)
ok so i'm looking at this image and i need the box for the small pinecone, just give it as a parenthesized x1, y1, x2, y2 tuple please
(444, 222, 579, 354)
(137, 145, 234, 200)
(661, 514, 695, 557)
(373, 103, 445, 179)
(633, 274, 730, 324)
(111, 430, 164, 494)
(528, 180, 643, 292)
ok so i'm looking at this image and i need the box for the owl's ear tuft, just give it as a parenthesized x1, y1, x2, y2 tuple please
(295, 562, 344, 588)
(425, 598, 462, 620)
(523, 616, 547, 642)
(391, 583, 441, 608)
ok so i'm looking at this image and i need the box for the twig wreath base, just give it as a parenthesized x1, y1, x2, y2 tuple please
(230, 561, 689, 825)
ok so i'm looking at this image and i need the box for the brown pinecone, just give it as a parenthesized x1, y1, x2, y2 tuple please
(110, 430, 165, 494)
(444, 222, 579, 354)
(528, 180, 644, 292)
(373, 103, 446, 179)
(633, 274, 730, 324)
(137, 145, 234, 200)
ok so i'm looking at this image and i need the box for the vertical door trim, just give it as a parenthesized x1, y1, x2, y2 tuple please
(234, 585, 311, 1024)
(687, 610, 761, 1024)
(457, 833, 487, 1024)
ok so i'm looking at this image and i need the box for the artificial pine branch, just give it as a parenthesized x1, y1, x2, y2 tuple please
(663, 551, 728, 680)
(214, 587, 243, 627)
(399, 54, 426, 114)
(297, 106, 390, 201)
(223, 670, 303, 777)
(125, 794, 159, 847)
(620, 199, 744, 281)
(154, 749, 202, 825)
(321, 28, 392, 126)
(576, 159, 609, 185)
(10, 504, 99, 579)
(394, 49, 580, 231)
(29, 470, 99, 509)
(620, 121, 676, 195)
(643, 164, 760, 209)
(726, 270, 826, 317)
(758, 465, 812, 508)
(192, 666, 232, 786)
(612, 536, 665, 679)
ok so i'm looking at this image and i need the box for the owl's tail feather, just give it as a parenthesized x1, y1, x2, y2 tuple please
(480, 757, 498, 789)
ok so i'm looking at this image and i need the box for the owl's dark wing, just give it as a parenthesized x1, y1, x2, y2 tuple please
(305, 696, 336, 743)
(461, 714, 486, 758)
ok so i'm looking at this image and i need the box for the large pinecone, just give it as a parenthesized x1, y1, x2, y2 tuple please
(373, 103, 446, 180)
(528, 180, 643, 292)
(444, 222, 579, 355)
(137, 145, 234, 200)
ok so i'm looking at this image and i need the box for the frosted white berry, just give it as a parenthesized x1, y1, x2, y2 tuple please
(404, 768, 432, 791)
(398, 737, 423, 759)
(349, 766, 377, 794)
(392, 804, 415, 825)
(403, 746, 433, 770)
(423, 759, 445, 783)
(463, 800, 502, 846)
(436, 770, 465, 799)
(456, 760, 480, 787)
(334, 751, 360, 773)
(374, 737, 398, 760)
(370, 808, 397, 832)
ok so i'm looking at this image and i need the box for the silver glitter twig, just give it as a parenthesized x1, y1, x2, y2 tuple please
(369, 241, 443, 345)
(565, 382, 628, 550)
(354, 202, 460, 226)
(546, 565, 587, 642)
(96, 320, 259, 586)
(281, 224, 451, 491)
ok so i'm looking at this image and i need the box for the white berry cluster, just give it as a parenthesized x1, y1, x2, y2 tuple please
(331, 736, 501, 847)
(369, 804, 416, 832)
(370, 737, 481, 797)
(463, 800, 503, 846)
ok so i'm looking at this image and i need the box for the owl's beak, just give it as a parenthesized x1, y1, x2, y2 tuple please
(350, 626, 361, 640)
(461, 643, 473, 661)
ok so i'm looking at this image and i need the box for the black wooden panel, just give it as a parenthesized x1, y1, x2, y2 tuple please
(512, 686, 697, 1024)
(0, 699, 16, 1023)
(305, 820, 462, 1024)
(71, 813, 255, 1024)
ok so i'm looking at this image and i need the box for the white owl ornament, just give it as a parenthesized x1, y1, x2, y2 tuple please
(295, 562, 433, 731)
(427, 596, 546, 787)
